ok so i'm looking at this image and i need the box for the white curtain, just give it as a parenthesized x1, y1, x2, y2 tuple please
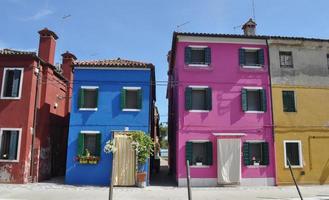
(217, 139, 241, 184)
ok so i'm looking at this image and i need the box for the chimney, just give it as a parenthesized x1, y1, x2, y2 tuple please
(61, 51, 77, 82)
(38, 28, 58, 65)
(242, 18, 257, 36)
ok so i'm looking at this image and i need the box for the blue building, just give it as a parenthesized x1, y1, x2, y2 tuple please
(65, 59, 156, 186)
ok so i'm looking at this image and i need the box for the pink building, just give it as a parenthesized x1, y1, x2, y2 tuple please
(167, 19, 275, 186)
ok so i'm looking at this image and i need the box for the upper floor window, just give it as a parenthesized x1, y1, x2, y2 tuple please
(78, 86, 98, 111)
(284, 140, 303, 168)
(185, 46, 211, 66)
(282, 91, 296, 112)
(279, 51, 293, 68)
(121, 87, 142, 111)
(243, 142, 269, 166)
(0, 128, 21, 161)
(239, 48, 264, 68)
(241, 88, 266, 113)
(78, 131, 101, 158)
(185, 141, 213, 166)
(185, 86, 212, 111)
(1, 68, 24, 99)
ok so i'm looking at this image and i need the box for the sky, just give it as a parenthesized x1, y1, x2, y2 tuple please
(1, 0, 329, 122)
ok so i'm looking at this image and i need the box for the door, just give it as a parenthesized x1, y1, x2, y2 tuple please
(113, 133, 136, 186)
(217, 139, 241, 184)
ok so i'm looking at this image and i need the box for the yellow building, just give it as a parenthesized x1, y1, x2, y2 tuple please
(269, 38, 329, 185)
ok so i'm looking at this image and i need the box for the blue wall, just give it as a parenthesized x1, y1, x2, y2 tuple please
(65, 68, 151, 186)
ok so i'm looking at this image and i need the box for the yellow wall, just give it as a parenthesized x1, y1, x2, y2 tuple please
(272, 85, 329, 185)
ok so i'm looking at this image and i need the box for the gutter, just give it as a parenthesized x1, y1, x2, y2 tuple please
(30, 60, 41, 182)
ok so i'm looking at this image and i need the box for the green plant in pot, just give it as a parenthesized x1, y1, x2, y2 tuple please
(130, 131, 154, 187)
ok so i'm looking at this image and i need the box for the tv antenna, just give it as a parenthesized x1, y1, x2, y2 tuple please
(252, 0, 256, 20)
(175, 21, 190, 31)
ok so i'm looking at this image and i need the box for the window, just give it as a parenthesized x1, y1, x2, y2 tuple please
(78, 86, 98, 110)
(284, 141, 302, 168)
(1, 68, 24, 99)
(243, 142, 269, 166)
(121, 87, 142, 111)
(78, 131, 101, 157)
(279, 51, 293, 68)
(241, 88, 266, 112)
(282, 91, 296, 112)
(0, 128, 21, 161)
(185, 47, 211, 66)
(327, 54, 329, 68)
(239, 48, 264, 67)
(185, 141, 213, 166)
(185, 87, 212, 111)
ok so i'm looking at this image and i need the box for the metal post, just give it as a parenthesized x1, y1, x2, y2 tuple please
(186, 160, 192, 200)
(287, 159, 303, 200)
(109, 151, 115, 200)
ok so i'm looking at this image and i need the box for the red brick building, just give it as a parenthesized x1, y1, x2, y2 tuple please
(0, 28, 76, 183)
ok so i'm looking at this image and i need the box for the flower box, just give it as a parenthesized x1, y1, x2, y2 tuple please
(76, 155, 100, 164)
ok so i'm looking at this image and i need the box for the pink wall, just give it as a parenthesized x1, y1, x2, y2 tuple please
(174, 41, 275, 180)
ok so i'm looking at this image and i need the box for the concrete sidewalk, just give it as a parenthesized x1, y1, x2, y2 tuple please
(0, 181, 329, 200)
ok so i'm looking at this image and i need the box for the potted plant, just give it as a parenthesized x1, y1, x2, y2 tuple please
(76, 149, 100, 164)
(130, 131, 154, 188)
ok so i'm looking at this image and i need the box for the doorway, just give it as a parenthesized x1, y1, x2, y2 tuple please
(217, 139, 241, 185)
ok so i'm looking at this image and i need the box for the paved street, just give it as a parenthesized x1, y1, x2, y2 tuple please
(0, 181, 329, 200)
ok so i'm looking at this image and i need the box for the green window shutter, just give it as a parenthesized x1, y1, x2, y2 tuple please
(258, 49, 265, 65)
(260, 89, 267, 112)
(78, 133, 85, 156)
(282, 91, 295, 112)
(239, 48, 246, 65)
(261, 142, 269, 165)
(185, 47, 192, 64)
(205, 47, 211, 64)
(206, 88, 212, 111)
(205, 142, 213, 165)
(185, 87, 192, 110)
(185, 142, 193, 164)
(241, 89, 248, 111)
(243, 142, 251, 165)
(137, 89, 142, 109)
(78, 88, 85, 108)
(95, 134, 101, 157)
(121, 89, 126, 109)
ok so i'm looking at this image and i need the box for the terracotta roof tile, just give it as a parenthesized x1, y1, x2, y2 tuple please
(74, 58, 154, 69)
(0, 48, 36, 56)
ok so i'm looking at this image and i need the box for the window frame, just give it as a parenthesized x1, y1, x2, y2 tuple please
(79, 130, 101, 157)
(188, 140, 212, 168)
(1, 68, 24, 100)
(282, 90, 297, 112)
(0, 128, 22, 162)
(187, 45, 210, 67)
(187, 86, 210, 112)
(279, 51, 294, 68)
(283, 140, 303, 168)
(240, 47, 264, 69)
(78, 86, 99, 111)
(122, 86, 142, 112)
(242, 87, 265, 113)
(245, 140, 267, 168)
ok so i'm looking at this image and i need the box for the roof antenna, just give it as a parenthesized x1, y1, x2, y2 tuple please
(175, 21, 190, 31)
(252, 0, 256, 21)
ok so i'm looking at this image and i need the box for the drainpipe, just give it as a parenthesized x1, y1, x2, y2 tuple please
(30, 60, 41, 182)
(266, 39, 277, 186)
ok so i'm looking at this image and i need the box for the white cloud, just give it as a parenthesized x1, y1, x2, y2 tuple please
(22, 8, 54, 21)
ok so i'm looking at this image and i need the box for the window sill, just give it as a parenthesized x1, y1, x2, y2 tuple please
(190, 165, 211, 168)
(187, 64, 210, 67)
(241, 65, 263, 69)
(244, 111, 265, 114)
(79, 108, 98, 111)
(188, 110, 210, 113)
(284, 165, 303, 169)
(246, 165, 267, 168)
(0, 159, 19, 163)
(122, 109, 141, 112)
(0, 96, 21, 100)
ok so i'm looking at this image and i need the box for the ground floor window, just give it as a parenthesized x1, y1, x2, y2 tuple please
(284, 140, 302, 168)
(185, 141, 213, 166)
(0, 128, 21, 161)
(78, 131, 101, 157)
(243, 142, 269, 166)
